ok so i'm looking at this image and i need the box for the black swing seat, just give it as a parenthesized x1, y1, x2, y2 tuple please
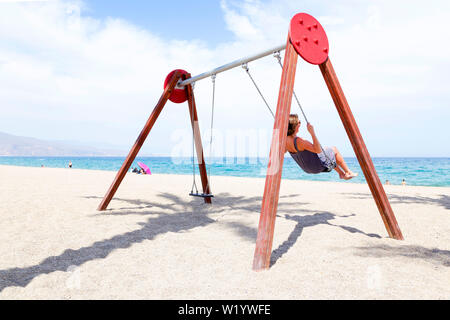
(189, 192, 214, 198)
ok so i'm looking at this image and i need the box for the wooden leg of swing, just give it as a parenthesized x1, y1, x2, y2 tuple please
(97, 71, 182, 211)
(319, 58, 403, 240)
(253, 39, 298, 271)
(186, 78, 212, 204)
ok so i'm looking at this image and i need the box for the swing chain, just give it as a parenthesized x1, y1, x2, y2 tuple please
(190, 98, 199, 195)
(190, 75, 216, 197)
(273, 51, 334, 169)
(242, 63, 275, 118)
(273, 51, 308, 123)
(207, 74, 217, 193)
(273, 51, 282, 65)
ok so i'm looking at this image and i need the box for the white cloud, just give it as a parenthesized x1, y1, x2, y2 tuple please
(0, 0, 51, 2)
(0, 0, 449, 157)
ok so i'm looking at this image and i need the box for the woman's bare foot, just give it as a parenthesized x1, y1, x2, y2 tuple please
(338, 172, 346, 179)
(344, 171, 358, 180)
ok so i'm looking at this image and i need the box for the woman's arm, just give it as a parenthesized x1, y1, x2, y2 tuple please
(307, 123, 322, 153)
(296, 123, 322, 153)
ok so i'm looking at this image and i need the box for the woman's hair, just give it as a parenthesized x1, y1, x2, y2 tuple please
(287, 114, 299, 136)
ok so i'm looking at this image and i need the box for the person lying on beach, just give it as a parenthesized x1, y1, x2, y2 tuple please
(285, 114, 358, 180)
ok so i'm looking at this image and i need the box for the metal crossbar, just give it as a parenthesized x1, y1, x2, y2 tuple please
(177, 44, 286, 88)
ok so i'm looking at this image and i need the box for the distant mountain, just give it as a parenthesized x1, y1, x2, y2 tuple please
(0, 131, 126, 156)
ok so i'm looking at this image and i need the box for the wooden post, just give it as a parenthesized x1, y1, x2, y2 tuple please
(253, 40, 298, 271)
(319, 58, 403, 240)
(185, 77, 212, 204)
(97, 70, 182, 211)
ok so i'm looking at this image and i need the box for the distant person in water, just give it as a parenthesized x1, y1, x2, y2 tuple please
(285, 114, 358, 180)
(68, 161, 72, 168)
(402, 179, 406, 186)
(385, 180, 390, 185)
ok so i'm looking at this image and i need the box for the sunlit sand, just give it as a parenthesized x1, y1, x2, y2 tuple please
(0, 165, 448, 299)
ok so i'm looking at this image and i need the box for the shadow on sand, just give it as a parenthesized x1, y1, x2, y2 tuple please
(269, 211, 382, 267)
(1, 190, 434, 292)
(342, 192, 450, 210)
(352, 244, 450, 267)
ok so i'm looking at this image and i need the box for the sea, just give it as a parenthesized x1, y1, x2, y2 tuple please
(0, 156, 449, 187)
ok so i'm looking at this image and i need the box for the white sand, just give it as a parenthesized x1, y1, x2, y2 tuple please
(0, 164, 448, 299)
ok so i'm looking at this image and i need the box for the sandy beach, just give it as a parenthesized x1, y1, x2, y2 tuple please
(0, 164, 448, 299)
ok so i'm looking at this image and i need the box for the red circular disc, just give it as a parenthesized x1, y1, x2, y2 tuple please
(164, 69, 189, 103)
(289, 13, 329, 65)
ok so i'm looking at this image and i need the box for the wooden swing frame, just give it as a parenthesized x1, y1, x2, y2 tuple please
(97, 13, 403, 272)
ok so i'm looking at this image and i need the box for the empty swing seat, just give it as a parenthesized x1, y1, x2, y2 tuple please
(189, 192, 214, 198)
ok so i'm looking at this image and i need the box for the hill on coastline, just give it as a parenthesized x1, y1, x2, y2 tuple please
(0, 131, 125, 156)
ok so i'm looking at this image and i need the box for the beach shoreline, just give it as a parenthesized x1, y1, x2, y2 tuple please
(0, 165, 448, 299)
(1, 163, 449, 189)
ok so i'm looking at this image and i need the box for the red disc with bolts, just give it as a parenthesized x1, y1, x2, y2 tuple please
(164, 69, 189, 103)
(289, 13, 329, 65)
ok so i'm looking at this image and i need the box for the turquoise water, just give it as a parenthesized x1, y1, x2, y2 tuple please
(0, 156, 449, 187)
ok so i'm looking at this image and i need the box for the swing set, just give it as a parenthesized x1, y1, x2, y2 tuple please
(97, 13, 403, 271)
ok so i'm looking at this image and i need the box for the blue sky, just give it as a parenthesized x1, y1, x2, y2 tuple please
(81, 1, 231, 45)
(0, 0, 449, 157)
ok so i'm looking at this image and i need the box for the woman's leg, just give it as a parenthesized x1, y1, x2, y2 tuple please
(332, 146, 358, 179)
(334, 166, 346, 179)
(332, 146, 350, 172)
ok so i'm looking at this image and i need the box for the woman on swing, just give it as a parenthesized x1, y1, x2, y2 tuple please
(286, 114, 358, 180)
